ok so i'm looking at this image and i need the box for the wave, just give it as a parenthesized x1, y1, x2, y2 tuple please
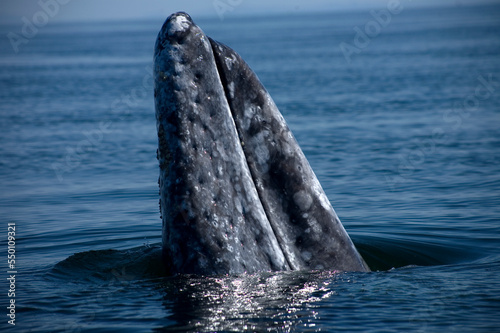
(354, 235, 481, 271)
(50, 233, 482, 283)
(50, 244, 166, 283)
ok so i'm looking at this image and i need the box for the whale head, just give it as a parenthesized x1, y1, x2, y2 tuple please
(154, 12, 369, 275)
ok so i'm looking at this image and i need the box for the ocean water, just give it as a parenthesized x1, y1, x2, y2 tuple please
(1, 4, 500, 332)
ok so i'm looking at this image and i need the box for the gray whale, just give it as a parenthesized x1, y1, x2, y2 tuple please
(154, 12, 369, 275)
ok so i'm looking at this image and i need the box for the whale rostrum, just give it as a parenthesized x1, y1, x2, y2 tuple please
(154, 12, 370, 275)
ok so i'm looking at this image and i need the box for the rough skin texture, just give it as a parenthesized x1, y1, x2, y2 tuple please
(154, 12, 369, 275)
(155, 12, 288, 274)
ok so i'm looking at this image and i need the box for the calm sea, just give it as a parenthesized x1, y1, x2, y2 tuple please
(1, 4, 499, 332)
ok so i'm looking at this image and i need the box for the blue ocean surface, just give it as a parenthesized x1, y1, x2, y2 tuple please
(1, 4, 500, 332)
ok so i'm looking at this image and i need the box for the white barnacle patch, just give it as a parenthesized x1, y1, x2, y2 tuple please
(293, 190, 313, 211)
(224, 53, 237, 71)
(200, 35, 211, 52)
(212, 215, 219, 228)
(228, 81, 235, 99)
(276, 110, 286, 125)
(242, 104, 256, 130)
(281, 140, 293, 157)
(173, 62, 186, 81)
(167, 14, 191, 36)
(252, 131, 270, 160)
(234, 197, 243, 214)
(308, 218, 322, 239)
(311, 177, 333, 212)
(318, 190, 332, 211)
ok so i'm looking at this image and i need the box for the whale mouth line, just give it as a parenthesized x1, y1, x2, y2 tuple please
(206, 36, 306, 271)
(207, 37, 295, 270)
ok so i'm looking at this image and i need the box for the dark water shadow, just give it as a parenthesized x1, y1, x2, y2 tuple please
(50, 244, 167, 283)
(353, 235, 482, 271)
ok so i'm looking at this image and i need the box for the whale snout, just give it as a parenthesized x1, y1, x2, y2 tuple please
(160, 12, 195, 42)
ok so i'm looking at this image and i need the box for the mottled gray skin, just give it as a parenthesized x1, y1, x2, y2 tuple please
(154, 12, 288, 275)
(210, 40, 369, 272)
(154, 12, 369, 275)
